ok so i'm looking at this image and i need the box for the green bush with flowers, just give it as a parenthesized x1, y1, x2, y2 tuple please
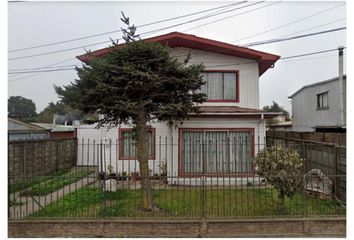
(255, 145, 304, 209)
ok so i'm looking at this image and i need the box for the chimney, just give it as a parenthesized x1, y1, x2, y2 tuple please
(52, 114, 56, 127)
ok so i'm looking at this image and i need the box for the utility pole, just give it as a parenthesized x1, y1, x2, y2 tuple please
(338, 46, 345, 128)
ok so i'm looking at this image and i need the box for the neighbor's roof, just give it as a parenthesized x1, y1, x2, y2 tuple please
(8, 118, 48, 132)
(199, 106, 262, 113)
(30, 123, 54, 130)
(31, 123, 75, 132)
(269, 121, 293, 127)
(77, 32, 280, 76)
(289, 75, 347, 98)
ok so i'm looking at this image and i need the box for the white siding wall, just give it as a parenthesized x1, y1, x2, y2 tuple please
(76, 118, 266, 185)
(76, 46, 265, 185)
(291, 79, 345, 132)
(76, 121, 169, 175)
(169, 47, 260, 109)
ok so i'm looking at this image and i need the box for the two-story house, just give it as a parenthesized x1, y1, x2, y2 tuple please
(75, 32, 280, 184)
(289, 75, 346, 132)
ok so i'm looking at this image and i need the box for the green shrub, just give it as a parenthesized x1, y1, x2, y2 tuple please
(255, 145, 304, 207)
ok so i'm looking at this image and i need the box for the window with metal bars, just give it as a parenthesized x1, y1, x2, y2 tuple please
(180, 129, 253, 174)
(119, 129, 155, 160)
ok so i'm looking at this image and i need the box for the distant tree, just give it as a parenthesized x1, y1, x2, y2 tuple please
(36, 101, 82, 124)
(54, 12, 206, 211)
(8, 96, 37, 121)
(263, 101, 291, 123)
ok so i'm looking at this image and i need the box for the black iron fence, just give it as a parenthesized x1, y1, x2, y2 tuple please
(8, 138, 346, 220)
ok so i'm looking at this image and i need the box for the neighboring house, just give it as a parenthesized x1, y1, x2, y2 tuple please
(289, 75, 346, 132)
(8, 118, 49, 141)
(75, 32, 280, 183)
(267, 114, 292, 131)
(268, 121, 292, 131)
(31, 123, 76, 139)
(272, 114, 286, 123)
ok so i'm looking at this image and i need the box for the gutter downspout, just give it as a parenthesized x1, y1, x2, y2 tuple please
(259, 112, 264, 147)
(338, 46, 345, 128)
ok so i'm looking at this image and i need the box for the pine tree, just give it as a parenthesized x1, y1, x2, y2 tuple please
(55, 12, 207, 210)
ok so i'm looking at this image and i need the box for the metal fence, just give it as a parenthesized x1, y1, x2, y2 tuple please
(8, 137, 346, 220)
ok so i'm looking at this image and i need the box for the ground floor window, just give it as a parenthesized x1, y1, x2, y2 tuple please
(119, 128, 155, 160)
(180, 129, 253, 174)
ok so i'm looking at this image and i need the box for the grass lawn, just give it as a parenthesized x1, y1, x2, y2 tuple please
(23, 169, 95, 196)
(29, 185, 345, 219)
(9, 169, 70, 194)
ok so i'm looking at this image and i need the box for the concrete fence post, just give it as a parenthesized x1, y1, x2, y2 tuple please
(56, 140, 59, 172)
(333, 144, 339, 201)
(23, 142, 27, 181)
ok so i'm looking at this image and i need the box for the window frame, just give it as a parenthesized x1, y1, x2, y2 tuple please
(118, 128, 156, 160)
(317, 91, 329, 110)
(178, 128, 255, 177)
(201, 70, 240, 103)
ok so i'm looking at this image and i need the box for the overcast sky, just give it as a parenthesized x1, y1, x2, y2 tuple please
(8, 1, 346, 113)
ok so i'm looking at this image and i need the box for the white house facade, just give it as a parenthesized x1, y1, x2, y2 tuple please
(75, 32, 280, 184)
(289, 75, 346, 132)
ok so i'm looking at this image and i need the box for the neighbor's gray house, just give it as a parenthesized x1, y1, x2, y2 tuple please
(8, 118, 49, 141)
(74, 32, 280, 184)
(289, 75, 346, 132)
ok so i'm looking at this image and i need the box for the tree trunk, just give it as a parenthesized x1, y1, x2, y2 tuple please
(278, 194, 286, 213)
(136, 109, 154, 210)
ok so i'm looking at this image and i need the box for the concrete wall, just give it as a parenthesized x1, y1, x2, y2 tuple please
(8, 217, 346, 238)
(291, 78, 346, 132)
(8, 138, 77, 181)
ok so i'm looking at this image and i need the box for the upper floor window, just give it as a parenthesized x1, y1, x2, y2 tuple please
(317, 92, 329, 110)
(200, 71, 239, 102)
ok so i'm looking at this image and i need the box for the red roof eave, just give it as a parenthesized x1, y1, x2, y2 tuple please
(77, 32, 280, 76)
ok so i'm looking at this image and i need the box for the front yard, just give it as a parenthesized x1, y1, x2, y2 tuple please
(29, 183, 345, 219)
(10, 168, 95, 196)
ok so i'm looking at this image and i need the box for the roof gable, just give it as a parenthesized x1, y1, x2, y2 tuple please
(77, 32, 280, 76)
(289, 75, 346, 98)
